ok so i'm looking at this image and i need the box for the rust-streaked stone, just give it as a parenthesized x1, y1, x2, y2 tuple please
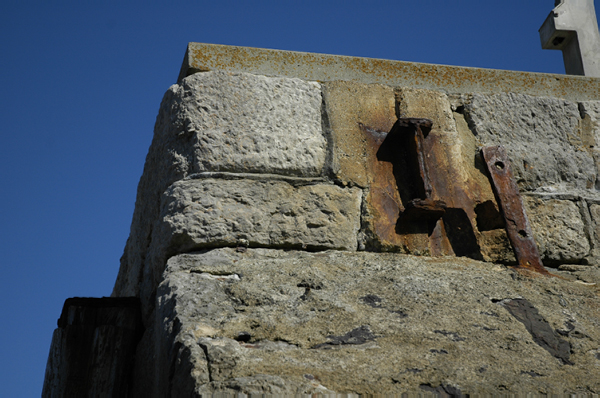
(322, 81, 396, 187)
(364, 88, 500, 257)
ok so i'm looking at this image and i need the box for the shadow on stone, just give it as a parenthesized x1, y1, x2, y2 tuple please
(500, 298, 572, 365)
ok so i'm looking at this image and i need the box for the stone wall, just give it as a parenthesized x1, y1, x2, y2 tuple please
(113, 69, 600, 309)
(46, 44, 600, 396)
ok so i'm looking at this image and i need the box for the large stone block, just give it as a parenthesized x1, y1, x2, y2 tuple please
(139, 248, 600, 396)
(524, 196, 590, 265)
(113, 71, 325, 298)
(465, 93, 595, 191)
(159, 71, 326, 176)
(154, 177, 362, 253)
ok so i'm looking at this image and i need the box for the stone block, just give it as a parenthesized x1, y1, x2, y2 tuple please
(154, 177, 361, 253)
(465, 93, 595, 191)
(139, 248, 600, 396)
(161, 71, 326, 176)
(321, 81, 396, 187)
(588, 203, 600, 259)
(524, 196, 590, 265)
(113, 71, 325, 298)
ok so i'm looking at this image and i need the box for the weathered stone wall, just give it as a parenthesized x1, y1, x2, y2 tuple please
(46, 46, 600, 396)
(113, 69, 600, 303)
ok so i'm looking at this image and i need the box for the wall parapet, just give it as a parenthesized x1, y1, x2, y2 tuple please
(180, 42, 600, 102)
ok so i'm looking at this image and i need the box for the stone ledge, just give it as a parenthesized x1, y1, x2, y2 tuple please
(138, 248, 600, 396)
(180, 43, 600, 102)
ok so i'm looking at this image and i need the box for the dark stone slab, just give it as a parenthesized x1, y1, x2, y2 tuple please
(312, 325, 376, 349)
(43, 297, 143, 397)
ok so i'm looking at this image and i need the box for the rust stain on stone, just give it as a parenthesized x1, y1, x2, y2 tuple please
(363, 114, 489, 259)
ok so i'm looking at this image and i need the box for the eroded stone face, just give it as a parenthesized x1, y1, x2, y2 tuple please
(136, 177, 362, 307)
(113, 71, 326, 298)
(321, 81, 397, 187)
(165, 71, 326, 176)
(579, 101, 600, 146)
(155, 177, 362, 253)
(143, 248, 600, 396)
(465, 93, 595, 191)
(524, 196, 590, 265)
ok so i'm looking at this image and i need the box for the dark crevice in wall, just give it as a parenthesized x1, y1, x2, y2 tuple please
(443, 208, 482, 259)
(320, 90, 337, 182)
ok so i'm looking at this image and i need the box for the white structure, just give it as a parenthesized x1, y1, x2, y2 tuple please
(539, 0, 600, 77)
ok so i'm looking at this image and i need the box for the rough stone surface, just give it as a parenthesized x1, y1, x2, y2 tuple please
(113, 71, 325, 298)
(524, 196, 590, 265)
(157, 177, 360, 252)
(161, 71, 325, 176)
(182, 43, 600, 102)
(579, 101, 600, 146)
(465, 93, 595, 191)
(580, 101, 600, 190)
(359, 88, 504, 258)
(588, 203, 600, 259)
(139, 177, 362, 305)
(140, 248, 600, 396)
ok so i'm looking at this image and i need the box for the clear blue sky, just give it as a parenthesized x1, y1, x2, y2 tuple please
(1, 1, 596, 395)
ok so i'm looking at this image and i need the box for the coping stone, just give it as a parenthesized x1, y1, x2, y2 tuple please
(179, 43, 600, 102)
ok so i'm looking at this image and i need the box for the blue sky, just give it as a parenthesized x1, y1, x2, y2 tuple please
(1, 1, 596, 396)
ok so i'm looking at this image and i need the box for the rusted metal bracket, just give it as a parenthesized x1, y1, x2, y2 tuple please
(396, 118, 447, 221)
(481, 146, 549, 274)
